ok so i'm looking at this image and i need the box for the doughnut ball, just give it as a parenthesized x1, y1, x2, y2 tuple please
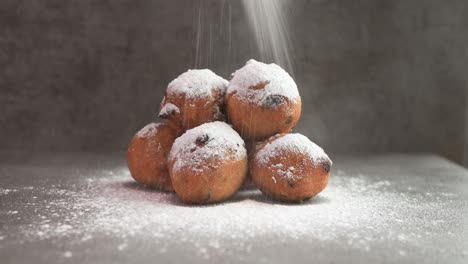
(168, 121, 248, 204)
(159, 69, 228, 131)
(127, 123, 179, 191)
(250, 133, 332, 203)
(226, 59, 301, 141)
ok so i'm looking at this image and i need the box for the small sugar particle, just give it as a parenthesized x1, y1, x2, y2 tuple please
(118, 243, 128, 251)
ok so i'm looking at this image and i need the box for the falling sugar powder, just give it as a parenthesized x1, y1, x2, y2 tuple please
(241, 0, 295, 76)
(167, 69, 228, 99)
(227, 60, 299, 106)
(118, 243, 128, 251)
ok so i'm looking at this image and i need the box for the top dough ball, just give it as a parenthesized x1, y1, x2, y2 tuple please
(159, 69, 228, 131)
(226, 60, 301, 141)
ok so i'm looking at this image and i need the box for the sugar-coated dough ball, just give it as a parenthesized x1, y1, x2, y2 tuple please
(168, 121, 248, 204)
(250, 133, 332, 203)
(127, 123, 179, 191)
(159, 69, 228, 131)
(226, 60, 301, 140)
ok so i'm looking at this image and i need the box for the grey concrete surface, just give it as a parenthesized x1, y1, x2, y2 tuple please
(0, 1, 467, 164)
(0, 152, 467, 263)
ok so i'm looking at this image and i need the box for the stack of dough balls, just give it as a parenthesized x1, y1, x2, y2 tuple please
(127, 59, 332, 204)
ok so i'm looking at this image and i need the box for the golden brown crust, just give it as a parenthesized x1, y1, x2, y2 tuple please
(226, 93, 301, 141)
(159, 89, 225, 131)
(127, 123, 179, 191)
(169, 156, 248, 204)
(250, 136, 331, 203)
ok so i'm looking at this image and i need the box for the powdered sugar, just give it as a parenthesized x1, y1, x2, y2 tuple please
(278, 166, 295, 180)
(269, 163, 295, 180)
(167, 69, 228, 99)
(255, 134, 331, 175)
(0, 188, 17, 195)
(227, 59, 299, 105)
(3, 162, 465, 262)
(159, 103, 180, 117)
(135, 123, 161, 138)
(169, 121, 246, 173)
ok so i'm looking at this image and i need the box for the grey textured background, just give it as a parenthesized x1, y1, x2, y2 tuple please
(0, 0, 467, 165)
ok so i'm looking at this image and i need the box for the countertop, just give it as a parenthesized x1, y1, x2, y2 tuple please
(1, 153, 467, 264)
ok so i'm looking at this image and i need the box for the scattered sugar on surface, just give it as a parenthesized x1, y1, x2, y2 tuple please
(2, 164, 466, 261)
(167, 69, 228, 99)
(0, 188, 17, 195)
(135, 123, 161, 138)
(169, 121, 246, 173)
(255, 134, 331, 176)
(227, 59, 299, 106)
